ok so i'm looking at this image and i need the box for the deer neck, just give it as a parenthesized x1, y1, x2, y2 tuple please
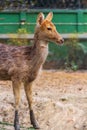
(34, 39, 48, 63)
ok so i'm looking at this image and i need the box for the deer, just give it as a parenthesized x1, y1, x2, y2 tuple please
(0, 12, 64, 130)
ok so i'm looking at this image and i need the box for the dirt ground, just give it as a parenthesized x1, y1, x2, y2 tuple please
(0, 70, 87, 130)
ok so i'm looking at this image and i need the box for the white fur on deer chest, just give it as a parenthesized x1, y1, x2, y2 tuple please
(39, 41, 48, 63)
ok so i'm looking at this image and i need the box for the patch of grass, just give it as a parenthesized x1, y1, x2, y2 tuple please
(0, 121, 35, 130)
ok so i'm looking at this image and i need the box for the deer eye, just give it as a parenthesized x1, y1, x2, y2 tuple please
(47, 27, 52, 31)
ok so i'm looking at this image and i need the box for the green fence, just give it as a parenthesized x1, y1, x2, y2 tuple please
(0, 9, 87, 34)
(0, 9, 87, 69)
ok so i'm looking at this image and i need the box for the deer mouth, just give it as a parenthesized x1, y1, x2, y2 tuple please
(59, 38, 64, 44)
(56, 38, 64, 45)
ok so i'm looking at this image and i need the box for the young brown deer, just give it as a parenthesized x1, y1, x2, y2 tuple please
(0, 12, 64, 130)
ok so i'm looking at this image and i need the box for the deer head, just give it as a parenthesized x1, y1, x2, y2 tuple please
(35, 12, 64, 45)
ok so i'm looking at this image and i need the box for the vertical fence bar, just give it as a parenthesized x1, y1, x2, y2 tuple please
(77, 10, 84, 33)
(20, 12, 26, 29)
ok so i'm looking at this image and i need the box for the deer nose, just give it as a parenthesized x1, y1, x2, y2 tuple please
(59, 38, 64, 44)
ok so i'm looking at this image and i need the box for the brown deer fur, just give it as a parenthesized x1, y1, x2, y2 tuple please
(0, 12, 64, 130)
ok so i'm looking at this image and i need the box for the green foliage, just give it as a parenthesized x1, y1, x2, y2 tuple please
(8, 28, 29, 46)
(0, 0, 29, 11)
(65, 34, 87, 70)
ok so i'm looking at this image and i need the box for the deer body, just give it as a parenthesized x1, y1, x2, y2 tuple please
(0, 12, 64, 130)
(0, 42, 48, 81)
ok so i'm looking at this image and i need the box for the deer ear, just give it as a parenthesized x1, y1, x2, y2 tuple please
(37, 12, 44, 25)
(45, 12, 53, 21)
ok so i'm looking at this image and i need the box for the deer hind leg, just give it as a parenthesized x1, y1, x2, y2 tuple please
(12, 81, 21, 130)
(24, 82, 40, 129)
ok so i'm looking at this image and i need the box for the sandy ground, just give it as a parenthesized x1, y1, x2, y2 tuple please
(0, 70, 87, 130)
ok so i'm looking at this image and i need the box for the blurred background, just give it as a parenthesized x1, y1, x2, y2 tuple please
(0, 0, 87, 10)
(0, 0, 87, 70)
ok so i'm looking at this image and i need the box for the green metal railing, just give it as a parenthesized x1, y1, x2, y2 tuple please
(0, 9, 87, 34)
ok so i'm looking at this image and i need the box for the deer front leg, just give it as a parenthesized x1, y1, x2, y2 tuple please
(12, 81, 21, 130)
(24, 82, 40, 129)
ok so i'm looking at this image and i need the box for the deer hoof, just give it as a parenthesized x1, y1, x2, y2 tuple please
(33, 122, 40, 129)
(14, 124, 20, 130)
(14, 110, 20, 130)
(30, 110, 40, 129)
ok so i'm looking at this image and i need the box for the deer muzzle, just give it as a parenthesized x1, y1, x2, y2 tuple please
(55, 32, 64, 45)
(58, 38, 64, 45)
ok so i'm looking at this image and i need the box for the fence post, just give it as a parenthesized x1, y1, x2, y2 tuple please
(77, 10, 84, 33)
(20, 12, 26, 29)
